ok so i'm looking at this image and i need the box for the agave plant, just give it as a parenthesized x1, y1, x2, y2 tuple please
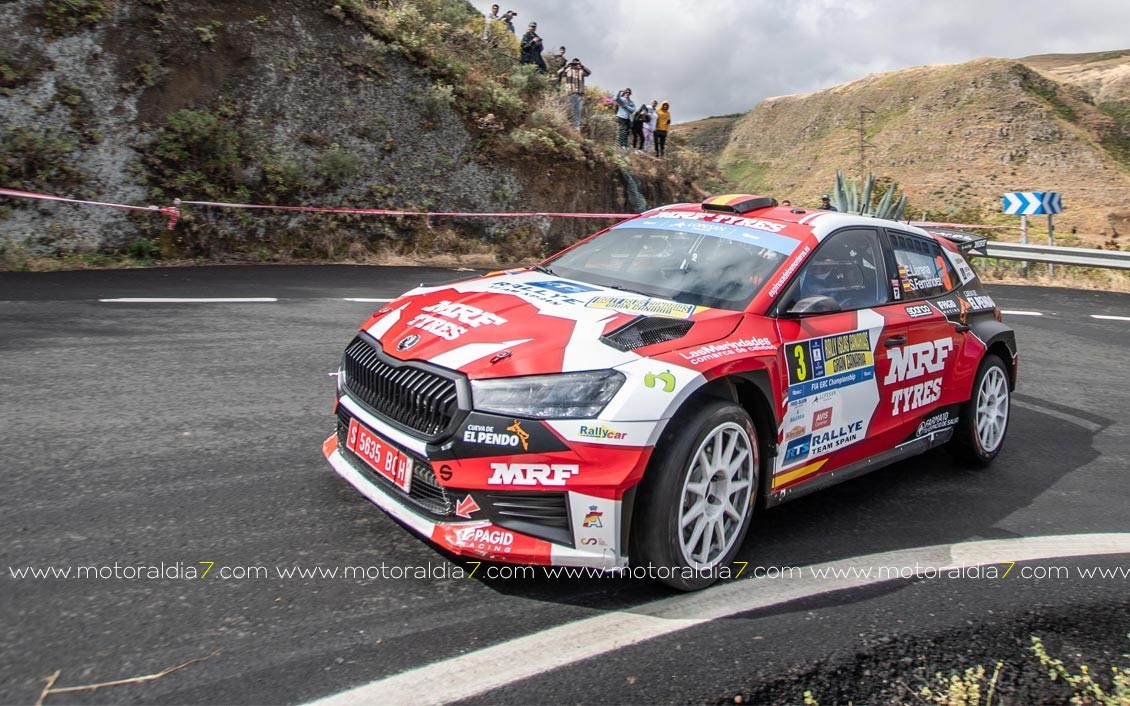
(830, 170, 907, 220)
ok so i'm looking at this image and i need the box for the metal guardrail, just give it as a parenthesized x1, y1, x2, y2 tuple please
(975, 242, 1130, 270)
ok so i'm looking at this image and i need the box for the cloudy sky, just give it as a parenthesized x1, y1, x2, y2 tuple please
(471, 0, 1130, 122)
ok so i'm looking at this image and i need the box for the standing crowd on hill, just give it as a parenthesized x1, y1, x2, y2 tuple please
(482, 4, 673, 157)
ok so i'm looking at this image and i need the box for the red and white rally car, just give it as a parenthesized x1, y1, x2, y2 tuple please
(323, 194, 1017, 589)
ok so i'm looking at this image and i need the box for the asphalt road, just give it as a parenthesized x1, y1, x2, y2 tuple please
(1, 266, 1128, 705)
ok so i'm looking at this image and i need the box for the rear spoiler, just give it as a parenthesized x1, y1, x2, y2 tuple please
(924, 228, 988, 254)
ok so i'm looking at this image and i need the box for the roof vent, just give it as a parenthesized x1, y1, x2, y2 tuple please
(701, 194, 777, 214)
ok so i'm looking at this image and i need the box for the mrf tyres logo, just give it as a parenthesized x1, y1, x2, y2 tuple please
(884, 337, 954, 415)
(406, 300, 507, 341)
(487, 463, 579, 486)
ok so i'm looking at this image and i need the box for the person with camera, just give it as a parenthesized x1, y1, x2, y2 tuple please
(557, 57, 591, 131)
(520, 22, 547, 72)
(615, 88, 636, 149)
(500, 9, 517, 33)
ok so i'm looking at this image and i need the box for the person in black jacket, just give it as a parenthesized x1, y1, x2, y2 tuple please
(520, 23, 547, 72)
(631, 104, 649, 150)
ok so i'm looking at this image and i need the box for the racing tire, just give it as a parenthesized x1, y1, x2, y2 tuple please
(630, 400, 760, 591)
(950, 353, 1011, 466)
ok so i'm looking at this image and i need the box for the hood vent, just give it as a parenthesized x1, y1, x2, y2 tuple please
(601, 316, 694, 351)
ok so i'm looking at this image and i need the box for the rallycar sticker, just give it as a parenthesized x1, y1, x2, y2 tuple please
(775, 311, 883, 475)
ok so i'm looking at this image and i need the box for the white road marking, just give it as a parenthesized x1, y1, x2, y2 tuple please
(1002, 310, 1043, 316)
(1091, 314, 1130, 322)
(307, 533, 1130, 706)
(343, 298, 394, 303)
(99, 297, 278, 303)
(1012, 399, 1104, 433)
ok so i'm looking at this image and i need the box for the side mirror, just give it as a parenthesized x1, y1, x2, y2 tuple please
(785, 296, 842, 317)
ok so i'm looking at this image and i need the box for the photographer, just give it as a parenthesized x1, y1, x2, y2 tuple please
(500, 9, 516, 33)
(557, 58, 591, 130)
(519, 22, 547, 72)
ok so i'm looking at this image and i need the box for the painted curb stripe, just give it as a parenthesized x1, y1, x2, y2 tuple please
(307, 533, 1130, 706)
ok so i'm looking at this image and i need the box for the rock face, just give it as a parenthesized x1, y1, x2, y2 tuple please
(680, 53, 1130, 247)
(0, 0, 685, 261)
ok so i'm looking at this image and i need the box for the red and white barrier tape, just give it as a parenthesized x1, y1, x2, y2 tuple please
(173, 199, 635, 219)
(0, 187, 1026, 232)
(910, 220, 1017, 231)
(0, 187, 180, 229)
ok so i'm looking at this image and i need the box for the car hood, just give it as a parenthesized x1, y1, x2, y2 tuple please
(359, 270, 746, 378)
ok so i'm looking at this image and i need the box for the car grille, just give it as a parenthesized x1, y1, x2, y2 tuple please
(336, 406, 456, 518)
(342, 335, 461, 440)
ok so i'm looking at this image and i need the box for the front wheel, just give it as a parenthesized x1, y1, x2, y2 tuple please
(950, 353, 1011, 465)
(631, 400, 760, 591)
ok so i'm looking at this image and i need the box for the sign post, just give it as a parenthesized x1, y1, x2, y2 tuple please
(1003, 192, 1062, 277)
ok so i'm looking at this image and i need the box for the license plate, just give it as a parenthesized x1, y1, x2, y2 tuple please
(346, 418, 413, 493)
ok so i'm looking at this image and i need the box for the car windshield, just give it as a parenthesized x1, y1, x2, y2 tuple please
(543, 215, 798, 310)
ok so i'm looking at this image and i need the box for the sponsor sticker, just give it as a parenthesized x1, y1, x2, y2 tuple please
(586, 296, 698, 320)
(577, 424, 627, 441)
(462, 420, 530, 451)
(786, 330, 875, 401)
(916, 408, 960, 437)
(489, 280, 587, 306)
(905, 304, 934, 319)
(679, 337, 776, 365)
(582, 506, 604, 528)
(487, 463, 579, 486)
(407, 300, 507, 341)
(527, 280, 599, 294)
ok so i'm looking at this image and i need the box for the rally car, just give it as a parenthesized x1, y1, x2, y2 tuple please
(322, 194, 1016, 590)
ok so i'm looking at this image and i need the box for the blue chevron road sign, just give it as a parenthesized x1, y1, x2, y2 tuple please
(1003, 192, 1063, 215)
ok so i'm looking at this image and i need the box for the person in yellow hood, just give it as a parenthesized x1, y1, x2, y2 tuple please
(654, 101, 671, 157)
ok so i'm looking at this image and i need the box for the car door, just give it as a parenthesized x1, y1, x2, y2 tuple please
(883, 229, 966, 438)
(771, 227, 909, 489)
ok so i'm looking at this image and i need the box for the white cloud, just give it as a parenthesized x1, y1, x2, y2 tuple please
(471, 0, 1130, 121)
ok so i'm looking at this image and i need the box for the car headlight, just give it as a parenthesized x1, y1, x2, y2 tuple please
(470, 370, 625, 419)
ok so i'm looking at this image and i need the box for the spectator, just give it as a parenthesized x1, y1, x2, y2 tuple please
(558, 58, 591, 131)
(500, 9, 517, 33)
(654, 100, 670, 157)
(482, 4, 500, 40)
(547, 46, 567, 85)
(818, 194, 837, 211)
(519, 22, 546, 72)
(615, 88, 635, 149)
(631, 104, 649, 151)
(643, 100, 659, 153)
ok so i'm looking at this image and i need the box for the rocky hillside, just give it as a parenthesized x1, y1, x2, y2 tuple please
(0, 0, 701, 266)
(676, 52, 1130, 248)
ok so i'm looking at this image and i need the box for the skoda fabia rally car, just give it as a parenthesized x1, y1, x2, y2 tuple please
(322, 194, 1017, 590)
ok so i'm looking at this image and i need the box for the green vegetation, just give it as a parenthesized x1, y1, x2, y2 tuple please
(830, 170, 908, 220)
(194, 21, 223, 45)
(1019, 71, 1078, 123)
(43, 0, 112, 36)
(1097, 101, 1130, 170)
(723, 158, 771, 191)
(0, 126, 85, 192)
(799, 634, 1130, 705)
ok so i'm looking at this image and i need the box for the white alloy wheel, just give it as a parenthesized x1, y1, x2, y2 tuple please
(677, 421, 756, 569)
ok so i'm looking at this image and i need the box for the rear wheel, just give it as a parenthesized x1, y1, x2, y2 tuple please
(631, 400, 759, 591)
(950, 354, 1010, 465)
